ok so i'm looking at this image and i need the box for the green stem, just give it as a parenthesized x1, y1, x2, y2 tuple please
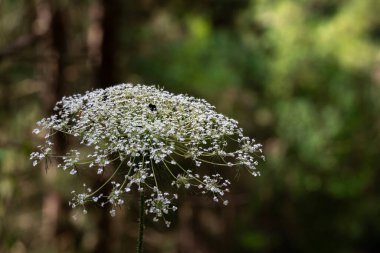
(137, 191, 145, 253)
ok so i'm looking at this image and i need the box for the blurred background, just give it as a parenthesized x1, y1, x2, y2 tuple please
(1, 0, 380, 252)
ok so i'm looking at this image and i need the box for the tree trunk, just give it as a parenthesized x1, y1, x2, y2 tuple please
(37, 0, 68, 247)
(88, 0, 122, 89)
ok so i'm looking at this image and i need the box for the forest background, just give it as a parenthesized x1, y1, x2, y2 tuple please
(1, 0, 380, 252)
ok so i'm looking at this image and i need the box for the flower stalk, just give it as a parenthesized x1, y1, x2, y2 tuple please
(31, 83, 264, 249)
(137, 191, 145, 253)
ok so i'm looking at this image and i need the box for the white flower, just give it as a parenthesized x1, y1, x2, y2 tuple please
(32, 128, 40, 135)
(31, 83, 264, 225)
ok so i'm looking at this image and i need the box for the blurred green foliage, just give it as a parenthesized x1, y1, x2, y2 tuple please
(1, 0, 380, 252)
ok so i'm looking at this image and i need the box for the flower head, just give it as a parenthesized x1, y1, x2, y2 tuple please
(31, 83, 264, 224)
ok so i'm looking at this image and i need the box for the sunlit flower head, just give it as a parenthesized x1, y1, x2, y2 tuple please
(31, 83, 264, 226)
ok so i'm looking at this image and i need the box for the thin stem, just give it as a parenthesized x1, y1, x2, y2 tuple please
(88, 159, 124, 197)
(137, 191, 145, 253)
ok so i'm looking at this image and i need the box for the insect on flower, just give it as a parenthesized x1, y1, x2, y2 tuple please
(148, 103, 157, 111)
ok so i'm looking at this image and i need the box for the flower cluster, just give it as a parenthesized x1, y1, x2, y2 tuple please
(31, 83, 264, 226)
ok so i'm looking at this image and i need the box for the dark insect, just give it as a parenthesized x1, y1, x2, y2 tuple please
(102, 91, 108, 101)
(148, 103, 157, 111)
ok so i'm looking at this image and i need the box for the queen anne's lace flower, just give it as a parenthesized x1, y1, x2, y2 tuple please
(31, 83, 264, 226)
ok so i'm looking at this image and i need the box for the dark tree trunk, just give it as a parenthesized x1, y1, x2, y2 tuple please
(38, 0, 69, 247)
(88, 0, 123, 252)
(89, 0, 122, 89)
